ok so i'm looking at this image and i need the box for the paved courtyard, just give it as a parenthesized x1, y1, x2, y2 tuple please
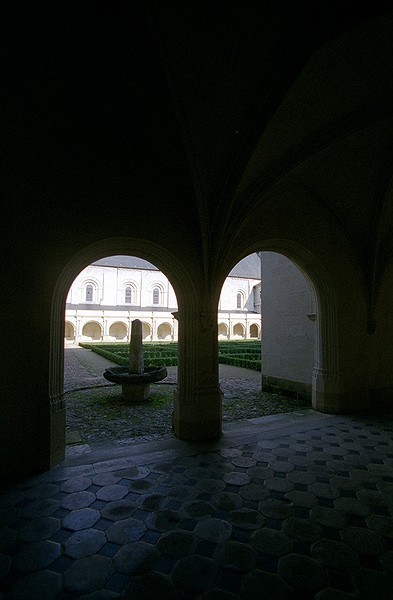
(1, 351, 393, 598)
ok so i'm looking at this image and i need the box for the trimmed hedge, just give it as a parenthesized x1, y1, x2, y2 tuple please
(80, 340, 261, 370)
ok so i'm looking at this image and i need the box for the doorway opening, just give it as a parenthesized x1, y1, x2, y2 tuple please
(61, 250, 180, 453)
(218, 250, 316, 425)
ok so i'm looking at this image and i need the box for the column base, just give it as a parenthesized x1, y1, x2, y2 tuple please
(172, 386, 222, 442)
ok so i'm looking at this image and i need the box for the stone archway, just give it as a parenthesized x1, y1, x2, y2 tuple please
(217, 241, 340, 415)
(109, 321, 128, 340)
(157, 322, 172, 340)
(49, 237, 190, 468)
(81, 321, 102, 341)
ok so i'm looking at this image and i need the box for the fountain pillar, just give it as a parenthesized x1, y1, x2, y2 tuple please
(103, 318, 167, 401)
(129, 318, 144, 375)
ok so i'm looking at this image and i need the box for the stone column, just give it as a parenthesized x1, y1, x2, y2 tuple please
(173, 308, 222, 442)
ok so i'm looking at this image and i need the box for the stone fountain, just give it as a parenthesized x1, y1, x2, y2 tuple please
(103, 319, 167, 401)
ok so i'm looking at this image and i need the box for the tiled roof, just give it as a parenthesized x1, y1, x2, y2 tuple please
(93, 254, 261, 278)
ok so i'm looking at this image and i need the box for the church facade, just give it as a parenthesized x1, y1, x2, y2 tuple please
(65, 255, 261, 344)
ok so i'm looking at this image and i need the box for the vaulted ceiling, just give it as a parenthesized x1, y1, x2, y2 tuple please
(6, 1, 393, 285)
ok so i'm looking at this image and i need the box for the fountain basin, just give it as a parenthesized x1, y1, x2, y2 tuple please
(103, 365, 168, 402)
(104, 365, 168, 385)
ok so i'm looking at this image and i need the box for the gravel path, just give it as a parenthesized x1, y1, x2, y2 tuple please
(64, 347, 312, 445)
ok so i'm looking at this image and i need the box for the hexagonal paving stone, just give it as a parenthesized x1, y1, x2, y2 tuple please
(18, 516, 60, 542)
(223, 472, 251, 486)
(136, 493, 169, 511)
(210, 462, 233, 475)
(356, 488, 389, 508)
(211, 492, 243, 511)
(6, 569, 62, 600)
(220, 448, 242, 458)
(196, 478, 226, 494)
(258, 498, 293, 520)
(100, 499, 137, 521)
(272, 447, 296, 458)
(238, 483, 270, 501)
(63, 528, 107, 559)
(340, 526, 387, 555)
(25, 483, 59, 500)
(63, 554, 114, 595)
(213, 540, 258, 572)
(60, 477, 93, 493)
(310, 506, 348, 530)
(231, 456, 257, 468)
(278, 553, 326, 591)
(145, 509, 182, 532)
(172, 555, 219, 593)
(62, 508, 100, 531)
(241, 569, 292, 600)
(287, 470, 317, 485)
(113, 540, 159, 574)
(166, 485, 197, 501)
(246, 466, 274, 480)
(22, 497, 60, 519)
(106, 518, 147, 544)
(13, 540, 61, 572)
(284, 490, 318, 508)
(119, 466, 150, 479)
(351, 567, 393, 600)
(184, 467, 213, 479)
(309, 483, 340, 500)
(366, 514, 393, 539)
(122, 571, 179, 599)
(287, 455, 313, 467)
(252, 451, 276, 463)
(311, 538, 360, 570)
(250, 527, 292, 556)
(157, 529, 198, 557)
(330, 476, 362, 492)
(158, 472, 187, 486)
(264, 478, 294, 493)
(180, 501, 216, 520)
(128, 478, 157, 494)
(229, 508, 265, 531)
(92, 471, 122, 486)
(336, 496, 371, 519)
(96, 485, 128, 502)
(269, 461, 295, 474)
(61, 491, 96, 510)
(195, 518, 232, 542)
(282, 517, 323, 543)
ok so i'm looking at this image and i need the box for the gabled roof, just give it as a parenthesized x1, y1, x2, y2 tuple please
(93, 254, 261, 278)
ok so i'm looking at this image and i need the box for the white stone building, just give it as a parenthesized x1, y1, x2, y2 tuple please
(65, 254, 261, 344)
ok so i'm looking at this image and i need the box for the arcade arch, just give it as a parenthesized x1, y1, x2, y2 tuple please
(217, 241, 338, 414)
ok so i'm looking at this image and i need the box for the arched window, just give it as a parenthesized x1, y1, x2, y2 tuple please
(86, 284, 93, 302)
(153, 287, 160, 305)
(125, 286, 132, 304)
(237, 292, 243, 309)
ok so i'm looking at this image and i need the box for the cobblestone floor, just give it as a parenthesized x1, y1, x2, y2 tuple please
(1, 349, 393, 599)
